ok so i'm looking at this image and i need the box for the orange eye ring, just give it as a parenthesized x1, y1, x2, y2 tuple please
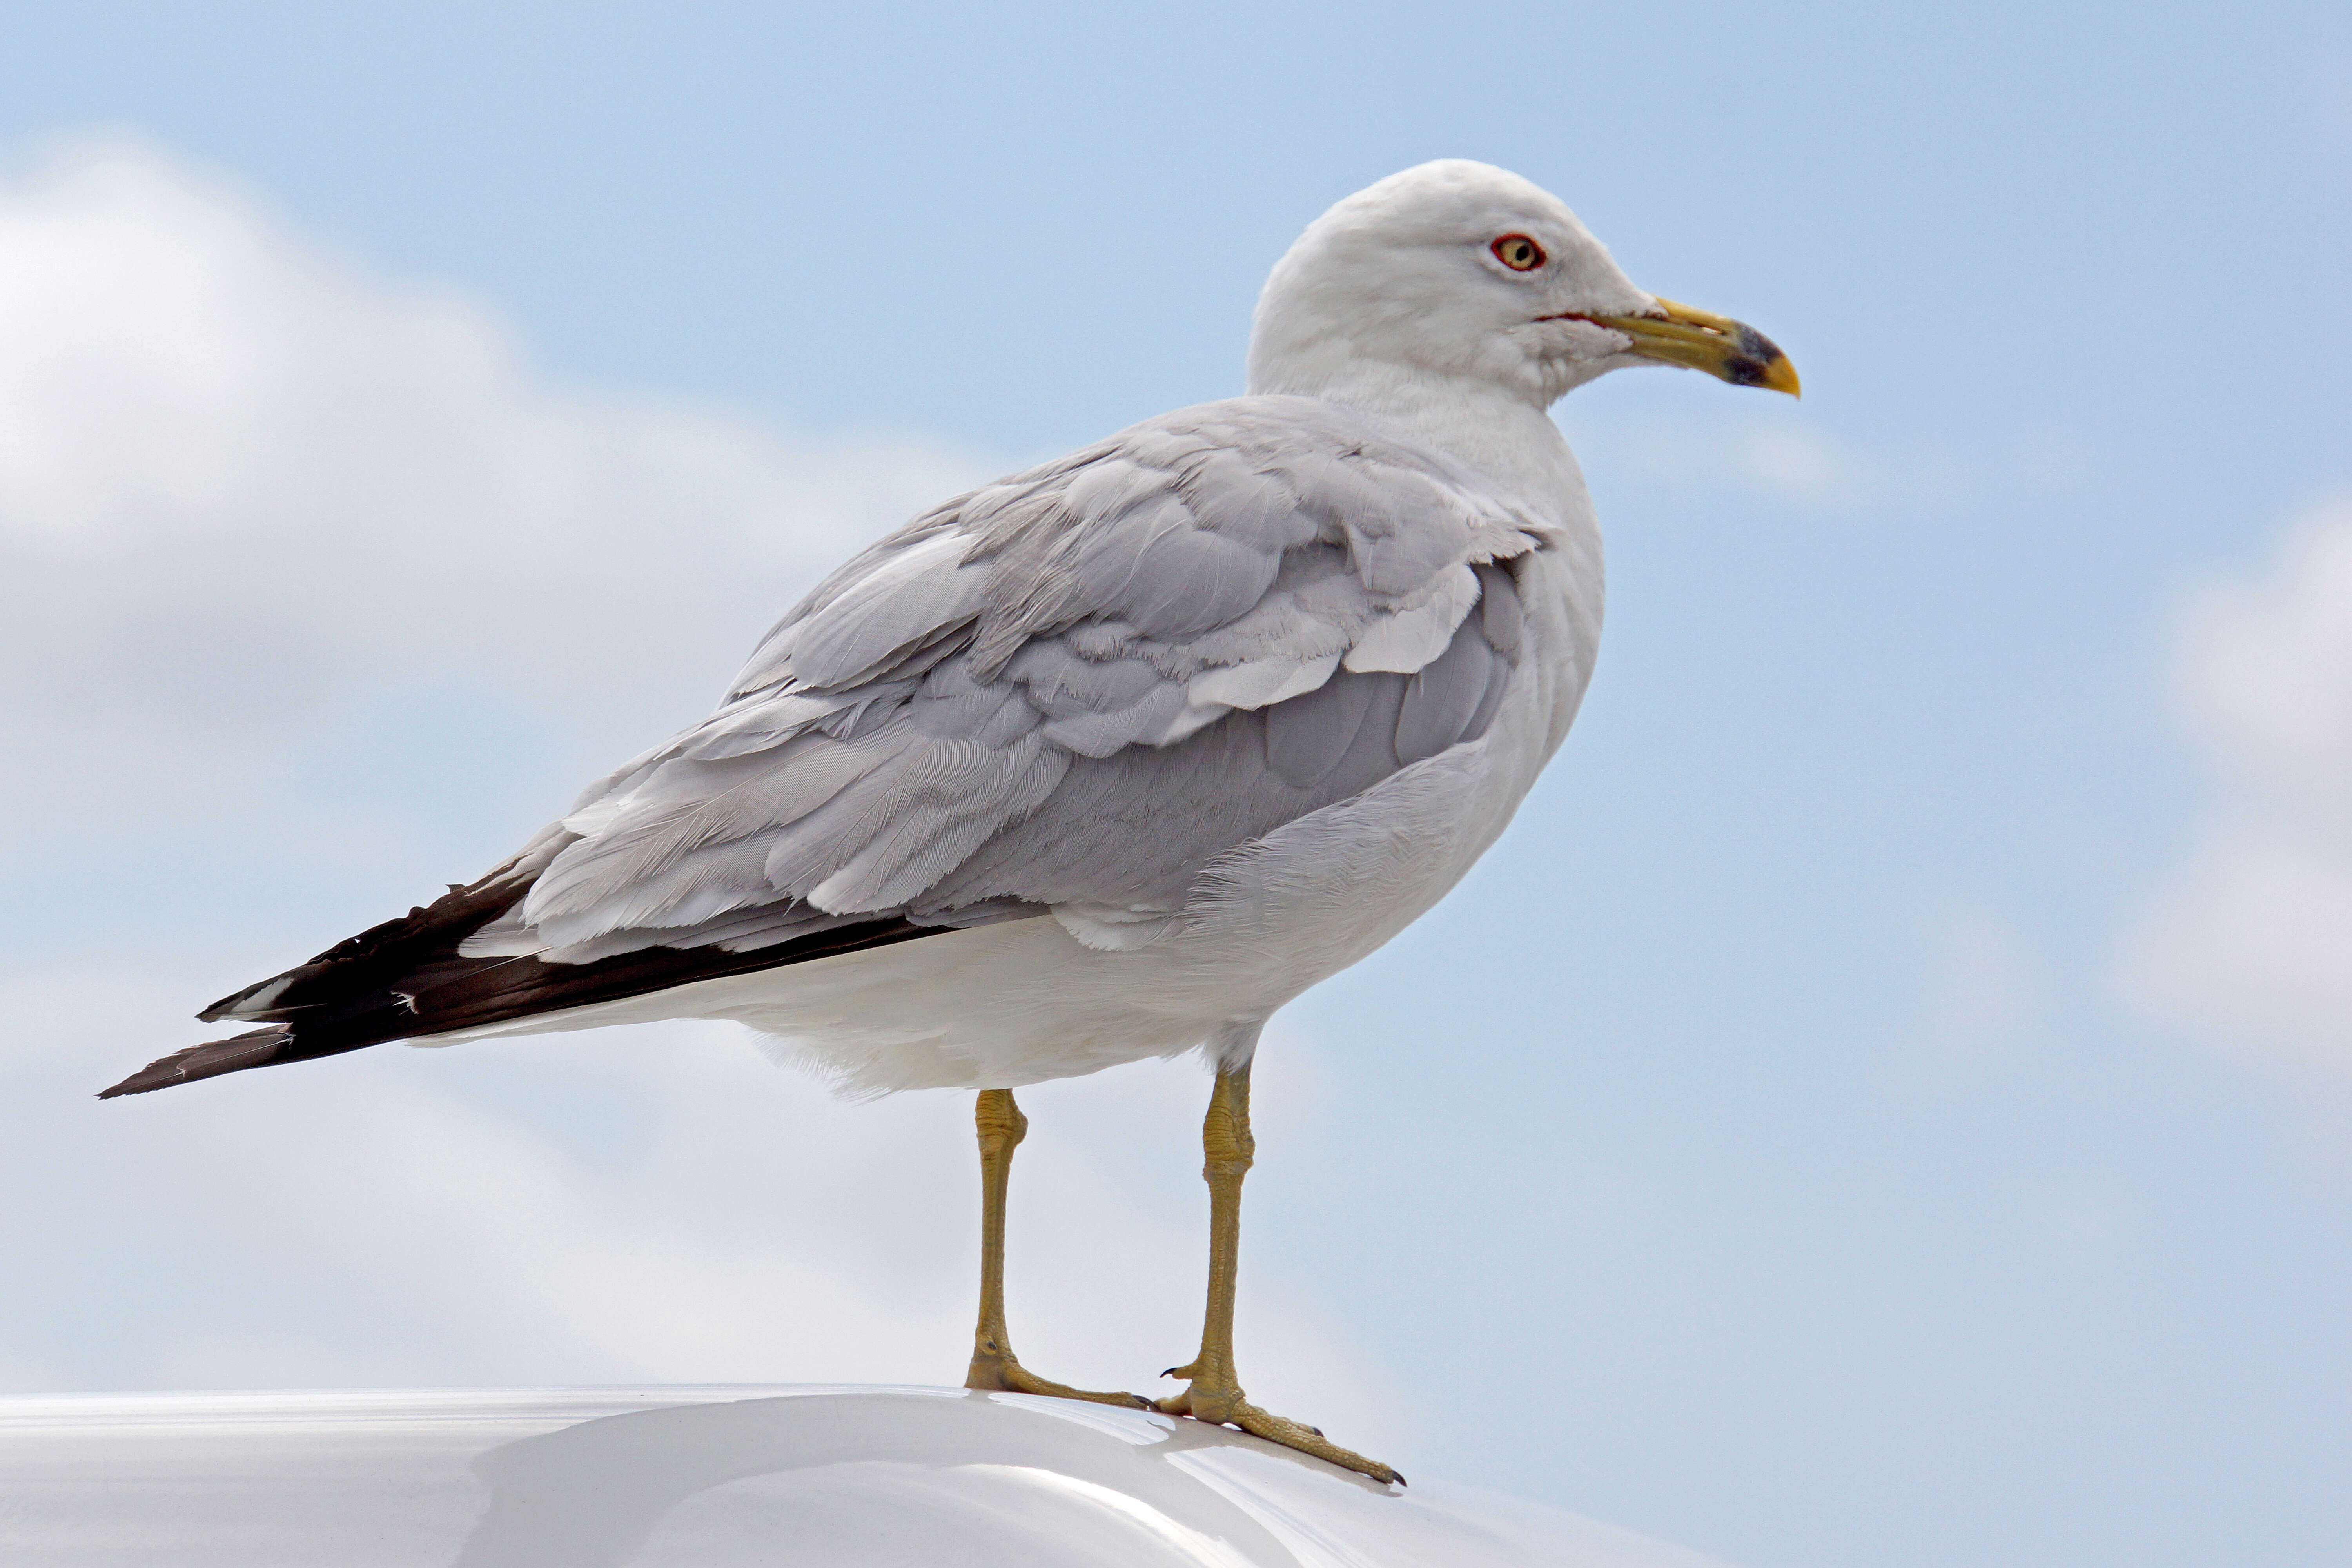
(1490, 234, 1546, 272)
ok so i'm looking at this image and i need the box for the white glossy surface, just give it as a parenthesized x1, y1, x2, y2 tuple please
(0, 1387, 1731, 1567)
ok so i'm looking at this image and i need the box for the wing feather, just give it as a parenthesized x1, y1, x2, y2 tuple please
(510, 395, 1551, 946)
(132, 395, 1558, 1095)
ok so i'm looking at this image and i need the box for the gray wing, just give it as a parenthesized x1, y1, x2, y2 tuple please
(462, 395, 1550, 965)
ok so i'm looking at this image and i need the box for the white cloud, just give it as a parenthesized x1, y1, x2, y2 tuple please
(2131, 501, 2352, 1070)
(0, 138, 983, 849)
(1565, 401, 1886, 514)
(2179, 511, 2352, 797)
(0, 138, 1403, 1450)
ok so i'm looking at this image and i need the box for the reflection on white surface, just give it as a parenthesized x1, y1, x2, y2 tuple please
(0, 1387, 1735, 1567)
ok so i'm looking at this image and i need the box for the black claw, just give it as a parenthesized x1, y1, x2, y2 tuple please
(1308, 1426, 1324, 1437)
(1391, 1471, 1408, 1487)
(1160, 1367, 1181, 1379)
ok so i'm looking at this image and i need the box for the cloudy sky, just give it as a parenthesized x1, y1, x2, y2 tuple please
(2, 4, 2348, 1566)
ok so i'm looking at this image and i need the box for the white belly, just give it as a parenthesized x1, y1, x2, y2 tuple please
(423, 546, 1600, 1094)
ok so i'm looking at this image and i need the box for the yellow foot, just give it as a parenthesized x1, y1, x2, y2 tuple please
(965, 1345, 1154, 1409)
(1156, 1367, 1403, 1485)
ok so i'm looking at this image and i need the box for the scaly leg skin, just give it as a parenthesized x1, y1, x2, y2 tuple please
(963, 1089, 1153, 1409)
(1157, 1063, 1404, 1485)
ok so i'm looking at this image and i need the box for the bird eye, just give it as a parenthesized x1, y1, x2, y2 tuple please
(1490, 234, 1546, 272)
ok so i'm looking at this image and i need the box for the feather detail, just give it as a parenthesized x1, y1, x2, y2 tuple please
(108, 395, 1556, 1094)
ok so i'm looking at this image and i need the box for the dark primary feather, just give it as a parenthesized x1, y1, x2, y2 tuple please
(98, 1028, 292, 1099)
(98, 859, 940, 1098)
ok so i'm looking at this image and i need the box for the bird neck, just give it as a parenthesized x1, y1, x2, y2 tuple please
(1256, 361, 1590, 519)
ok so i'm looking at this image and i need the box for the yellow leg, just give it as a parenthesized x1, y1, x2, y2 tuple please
(963, 1089, 1152, 1408)
(1157, 1063, 1403, 1485)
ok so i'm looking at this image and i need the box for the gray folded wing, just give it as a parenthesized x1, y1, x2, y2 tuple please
(458, 394, 1552, 966)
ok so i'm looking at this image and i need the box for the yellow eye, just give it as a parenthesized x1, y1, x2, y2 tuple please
(1490, 234, 1546, 272)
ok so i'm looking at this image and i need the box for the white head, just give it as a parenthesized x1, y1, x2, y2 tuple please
(1248, 160, 1795, 411)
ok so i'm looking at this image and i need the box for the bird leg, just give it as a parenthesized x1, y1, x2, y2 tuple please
(963, 1088, 1152, 1408)
(1156, 1063, 1403, 1484)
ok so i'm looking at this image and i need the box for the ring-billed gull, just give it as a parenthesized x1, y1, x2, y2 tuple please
(102, 160, 1797, 1483)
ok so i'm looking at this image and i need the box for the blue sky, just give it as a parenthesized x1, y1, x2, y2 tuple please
(2, 4, 2348, 1566)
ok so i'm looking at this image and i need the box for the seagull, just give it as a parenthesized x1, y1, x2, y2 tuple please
(101, 160, 1796, 1483)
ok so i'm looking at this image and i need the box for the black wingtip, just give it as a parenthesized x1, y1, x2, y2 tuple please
(97, 1027, 292, 1099)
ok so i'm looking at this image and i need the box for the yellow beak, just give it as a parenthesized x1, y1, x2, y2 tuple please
(1579, 296, 1800, 397)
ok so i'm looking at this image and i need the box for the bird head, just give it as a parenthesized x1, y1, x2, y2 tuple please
(1247, 159, 1798, 409)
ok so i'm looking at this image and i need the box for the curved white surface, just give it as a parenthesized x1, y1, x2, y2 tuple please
(0, 1386, 1731, 1567)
